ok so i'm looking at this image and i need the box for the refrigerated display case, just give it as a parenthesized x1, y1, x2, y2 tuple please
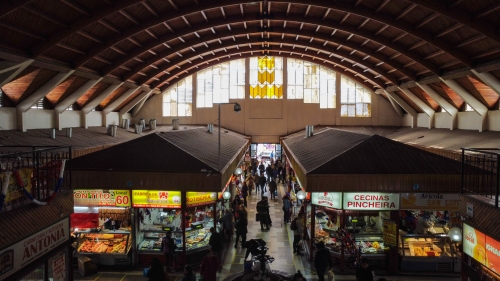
(74, 230, 132, 265)
(399, 233, 458, 272)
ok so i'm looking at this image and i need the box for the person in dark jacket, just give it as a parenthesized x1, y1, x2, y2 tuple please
(231, 195, 242, 218)
(268, 180, 277, 200)
(241, 182, 249, 207)
(182, 265, 196, 281)
(244, 238, 266, 261)
(314, 242, 332, 281)
(356, 258, 375, 281)
(147, 257, 168, 281)
(258, 173, 267, 195)
(256, 197, 270, 230)
(234, 210, 248, 248)
(208, 227, 224, 271)
(220, 210, 234, 241)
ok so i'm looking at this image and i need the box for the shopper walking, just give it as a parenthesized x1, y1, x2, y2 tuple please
(269, 179, 277, 200)
(234, 208, 248, 248)
(282, 195, 292, 223)
(256, 197, 270, 230)
(253, 173, 260, 194)
(258, 173, 267, 196)
(314, 241, 332, 281)
(241, 182, 249, 207)
(291, 215, 303, 255)
(146, 257, 168, 281)
(181, 265, 196, 281)
(231, 195, 242, 218)
(355, 258, 375, 281)
(200, 248, 220, 281)
(220, 210, 234, 241)
(161, 231, 175, 271)
(208, 227, 224, 271)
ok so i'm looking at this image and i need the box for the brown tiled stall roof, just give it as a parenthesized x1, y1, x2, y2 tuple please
(70, 128, 250, 191)
(71, 128, 249, 173)
(0, 191, 74, 251)
(283, 128, 463, 192)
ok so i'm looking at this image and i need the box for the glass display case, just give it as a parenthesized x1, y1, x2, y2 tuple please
(75, 230, 131, 255)
(399, 233, 458, 272)
(399, 234, 457, 258)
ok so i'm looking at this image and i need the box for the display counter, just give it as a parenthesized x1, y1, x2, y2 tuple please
(75, 230, 132, 265)
(399, 233, 458, 272)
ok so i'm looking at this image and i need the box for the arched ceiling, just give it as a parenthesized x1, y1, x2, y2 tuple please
(1, 0, 500, 122)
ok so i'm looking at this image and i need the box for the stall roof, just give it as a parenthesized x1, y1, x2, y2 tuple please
(283, 128, 462, 175)
(71, 128, 249, 173)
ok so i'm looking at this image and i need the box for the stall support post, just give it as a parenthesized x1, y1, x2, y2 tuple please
(340, 210, 345, 271)
(309, 203, 316, 262)
(181, 191, 187, 269)
(388, 210, 399, 275)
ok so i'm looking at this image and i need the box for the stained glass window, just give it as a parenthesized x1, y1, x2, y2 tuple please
(163, 76, 192, 117)
(249, 56, 283, 99)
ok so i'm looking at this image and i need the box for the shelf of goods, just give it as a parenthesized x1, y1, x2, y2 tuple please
(138, 224, 213, 255)
(75, 230, 131, 256)
(399, 234, 458, 273)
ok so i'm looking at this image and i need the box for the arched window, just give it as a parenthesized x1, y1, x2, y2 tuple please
(340, 76, 371, 117)
(249, 56, 283, 99)
(287, 58, 336, 108)
(162, 76, 193, 117)
(196, 59, 245, 108)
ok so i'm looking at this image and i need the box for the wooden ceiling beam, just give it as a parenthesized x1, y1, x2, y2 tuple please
(115, 28, 407, 84)
(168, 0, 178, 11)
(0, 0, 34, 18)
(138, 41, 392, 88)
(395, 3, 417, 21)
(77, 31, 103, 44)
(142, 1, 159, 18)
(98, 20, 121, 34)
(59, 0, 90, 17)
(405, 0, 500, 44)
(415, 13, 439, 29)
(0, 21, 46, 41)
(56, 43, 86, 55)
(119, 10, 140, 25)
(453, 35, 486, 49)
(435, 23, 463, 38)
(22, 6, 68, 28)
(153, 50, 381, 92)
(473, 3, 500, 19)
(375, 0, 390, 13)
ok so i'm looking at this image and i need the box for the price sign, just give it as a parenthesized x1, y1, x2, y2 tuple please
(74, 189, 131, 207)
(383, 220, 397, 247)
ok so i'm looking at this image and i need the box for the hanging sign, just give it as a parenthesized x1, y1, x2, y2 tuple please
(51, 253, 66, 281)
(0, 168, 33, 204)
(400, 193, 460, 210)
(132, 190, 181, 208)
(186, 192, 217, 207)
(343, 192, 399, 210)
(0, 218, 69, 280)
(311, 192, 342, 209)
(73, 189, 131, 207)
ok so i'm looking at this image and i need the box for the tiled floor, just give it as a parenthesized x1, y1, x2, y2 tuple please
(72, 182, 461, 281)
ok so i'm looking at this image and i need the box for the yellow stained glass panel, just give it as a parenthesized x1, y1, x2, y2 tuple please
(258, 56, 275, 70)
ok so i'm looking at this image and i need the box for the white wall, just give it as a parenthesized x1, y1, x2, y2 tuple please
(61, 110, 81, 128)
(457, 112, 482, 130)
(0, 107, 16, 130)
(86, 111, 103, 127)
(26, 109, 53, 129)
(434, 112, 452, 129)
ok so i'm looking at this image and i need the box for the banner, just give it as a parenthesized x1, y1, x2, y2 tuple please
(0, 218, 69, 280)
(132, 190, 181, 208)
(186, 192, 217, 207)
(0, 168, 32, 204)
(400, 193, 460, 210)
(311, 192, 342, 209)
(343, 192, 399, 210)
(73, 189, 131, 207)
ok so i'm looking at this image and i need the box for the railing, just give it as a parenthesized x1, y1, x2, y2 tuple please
(0, 146, 72, 212)
(461, 148, 500, 207)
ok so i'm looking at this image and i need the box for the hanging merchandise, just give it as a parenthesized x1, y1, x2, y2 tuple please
(337, 227, 361, 266)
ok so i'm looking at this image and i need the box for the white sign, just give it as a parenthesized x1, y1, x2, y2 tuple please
(51, 253, 66, 281)
(400, 193, 460, 210)
(0, 218, 69, 280)
(343, 192, 400, 210)
(311, 192, 342, 209)
(466, 202, 473, 218)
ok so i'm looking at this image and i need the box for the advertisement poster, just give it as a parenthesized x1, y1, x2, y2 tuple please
(311, 192, 342, 209)
(132, 190, 181, 208)
(343, 193, 399, 210)
(0, 218, 69, 280)
(186, 192, 217, 207)
(463, 223, 487, 267)
(0, 168, 33, 204)
(383, 220, 397, 247)
(51, 254, 66, 281)
(400, 193, 460, 210)
(485, 235, 500, 274)
(73, 189, 131, 207)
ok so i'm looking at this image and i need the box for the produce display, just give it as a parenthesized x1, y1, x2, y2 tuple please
(401, 237, 454, 257)
(358, 240, 384, 253)
(185, 228, 209, 249)
(139, 227, 211, 253)
(77, 233, 130, 254)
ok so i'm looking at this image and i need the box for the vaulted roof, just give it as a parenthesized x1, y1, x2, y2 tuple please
(1, 0, 500, 126)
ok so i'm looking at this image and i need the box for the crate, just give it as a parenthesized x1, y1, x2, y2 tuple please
(78, 256, 93, 277)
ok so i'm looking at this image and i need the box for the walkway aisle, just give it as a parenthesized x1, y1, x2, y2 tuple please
(218, 181, 297, 279)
